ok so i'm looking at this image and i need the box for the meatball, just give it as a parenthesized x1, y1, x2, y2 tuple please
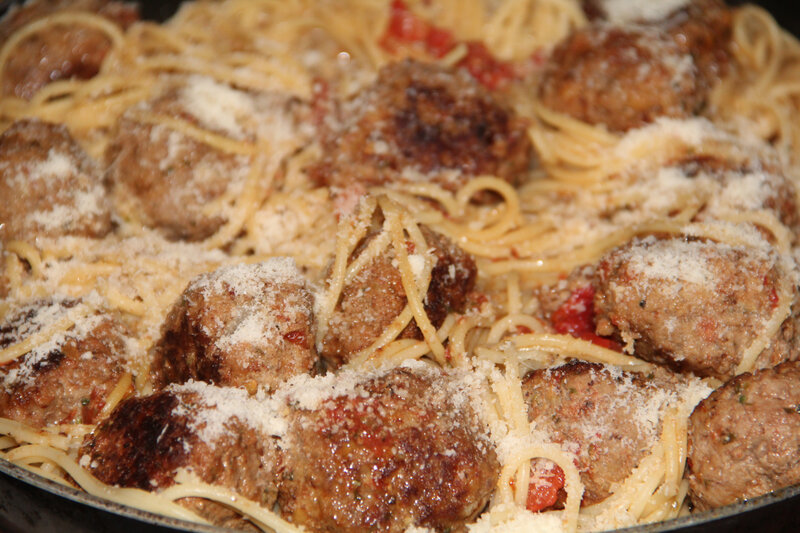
(319, 225, 476, 367)
(662, 0, 732, 89)
(150, 258, 319, 392)
(105, 76, 258, 241)
(0, 297, 130, 428)
(594, 237, 800, 380)
(578, 0, 731, 95)
(538, 25, 704, 132)
(309, 59, 533, 197)
(0, 0, 139, 100)
(80, 382, 283, 530)
(687, 361, 800, 511)
(0, 118, 112, 245)
(534, 265, 596, 319)
(277, 364, 498, 533)
(675, 154, 800, 239)
(521, 361, 682, 505)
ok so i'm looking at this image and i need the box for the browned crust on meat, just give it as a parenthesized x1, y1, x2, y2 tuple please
(538, 26, 702, 132)
(673, 153, 800, 239)
(539, 0, 730, 132)
(105, 83, 253, 241)
(150, 263, 319, 391)
(81, 389, 280, 530)
(309, 59, 532, 197)
(0, 0, 139, 100)
(687, 361, 800, 511)
(320, 226, 476, 367)
(0, 300, 129, 428)
(522, 361, 678, 505)
(0, 118, 112, 245)
(277, 367, 498, 533)
(662, 0, 732, 89)
(594, 237, 800, 380)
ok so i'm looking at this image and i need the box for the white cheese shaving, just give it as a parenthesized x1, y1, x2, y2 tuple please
(181, 75, 255, 139)
(602, 0, 690, 24)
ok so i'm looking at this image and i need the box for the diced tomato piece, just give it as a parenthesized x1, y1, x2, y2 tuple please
(526, 462, 566, 512)
(380, 1, 517, 90)
(551, 285, 621, 351)
(457, 41, 515, 90)
(551, 285, 596, 337)
(426, 26, 456, 58)
(380, 0, 432, 54)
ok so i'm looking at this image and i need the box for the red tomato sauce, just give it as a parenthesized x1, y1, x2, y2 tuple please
(379, 0, 515, 89)
(551, 285, 621, 351)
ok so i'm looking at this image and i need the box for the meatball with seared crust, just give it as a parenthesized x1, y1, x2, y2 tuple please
(309, 59, 533, 199)
(538, 25, 703, 132)
(0, 0, 138, 100)
(106, 76, 263, 241)
(151, 258, 319, 392)
(594, 237, 800, 380)
(522, 361, 687, 505)
(687, 361, 800, 511)
(319, 225, 475, 367)
(0, 119, 112, 245)
(277, 363, 499, 533)
(674, 153, 800, 239)
(662, 0, 732, 87)
(540, 0, 730, 132)
(80, 382, 283, 530)
(0, 297, 130, 428)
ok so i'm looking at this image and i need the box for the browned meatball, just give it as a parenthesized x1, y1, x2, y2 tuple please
(538, 25, 704, 132)
(521, 361, 682, 505)
(675, 154, 800, 238)
(534, 265, 596, 319)
(105, 76, 258, 241)
(320, 225, 476, 367)
(309, 59, 533, 197)
(687, 361, 800, 511)
(150, 258, 319, 392)
(578, 0, 731, 96)
(277, 364, 498, 533)
(0, 118, 112, 245)
(0, 0, 138, 100)
(0, 297, 130, 428)
(80, 383, 282, 530)
(594, 237, 800, 380)
(662, 0, 732, 88)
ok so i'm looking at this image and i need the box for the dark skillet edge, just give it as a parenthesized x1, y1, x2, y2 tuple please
(1, 453, 799, 533)
(0, 458, 240, 533)
(0, 0, 799, 531)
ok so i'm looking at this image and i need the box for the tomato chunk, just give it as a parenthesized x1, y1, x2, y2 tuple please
(551, 285, 621, 351)
(457, 41, 515, 90)
(380, 0, 453, 57)
(379, 0, 514, 89)
(526, 461, 566, 512)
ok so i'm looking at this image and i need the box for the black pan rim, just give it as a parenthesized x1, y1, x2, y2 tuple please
(2, 455, 799, 533)
(1, 0, 799, 531)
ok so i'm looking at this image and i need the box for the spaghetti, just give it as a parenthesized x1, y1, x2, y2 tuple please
(1, 0, 800, 532)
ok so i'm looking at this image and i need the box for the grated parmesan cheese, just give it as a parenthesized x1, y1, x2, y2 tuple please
(624, 237, 716, 287)
(601, 0, 690, 24)
(180, 75, 255, 139)
(170, 380, 287, 444)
